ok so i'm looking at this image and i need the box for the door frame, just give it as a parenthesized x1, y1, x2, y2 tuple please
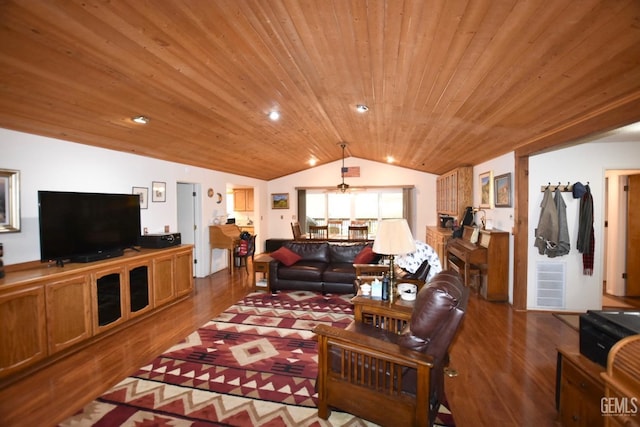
(177, 182, 202, 277)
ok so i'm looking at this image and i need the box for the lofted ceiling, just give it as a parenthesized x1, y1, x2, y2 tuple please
(0, 1, 639, 180)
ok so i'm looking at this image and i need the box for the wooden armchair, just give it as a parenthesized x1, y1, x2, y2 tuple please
(314, 271, 469, 427)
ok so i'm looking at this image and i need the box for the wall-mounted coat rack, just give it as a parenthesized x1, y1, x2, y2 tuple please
(540, 182, 573, 192)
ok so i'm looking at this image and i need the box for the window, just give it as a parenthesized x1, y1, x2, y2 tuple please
(299, 187, 412, 237)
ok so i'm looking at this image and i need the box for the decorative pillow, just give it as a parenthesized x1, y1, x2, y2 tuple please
(270, 246, 302, 266)
(354, 245, 376, 264)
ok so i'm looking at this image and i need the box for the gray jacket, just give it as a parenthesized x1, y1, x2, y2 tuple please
(546, 188, 570, 257)
(534, 188, 558, 255)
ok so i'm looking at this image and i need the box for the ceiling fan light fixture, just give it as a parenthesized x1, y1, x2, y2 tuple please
(336, 142, 350, 192)
(132, 115, 149, 124)
(356, 104, 369, 113)
(337, 182, 350, 192)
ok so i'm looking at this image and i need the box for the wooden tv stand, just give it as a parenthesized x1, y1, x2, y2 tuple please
(0, 245, 193, 380)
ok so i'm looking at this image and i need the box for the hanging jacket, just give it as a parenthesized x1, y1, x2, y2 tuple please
(534, 188, 558, 255)
(546, 188, 570, 257)
(577, 185, 595, 275)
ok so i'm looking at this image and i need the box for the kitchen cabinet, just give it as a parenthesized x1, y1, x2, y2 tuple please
(233, 188, 254, 211)
(239, 225, 254, 234)
(436, 166, 472, 218)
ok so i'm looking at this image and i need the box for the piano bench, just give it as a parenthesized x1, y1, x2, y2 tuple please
(447, 256, 481, 292)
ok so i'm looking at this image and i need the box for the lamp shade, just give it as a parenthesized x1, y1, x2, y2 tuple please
(372, 219, 416, 255)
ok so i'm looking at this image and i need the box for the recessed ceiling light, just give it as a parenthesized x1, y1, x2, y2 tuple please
(132, 115, 149, 124)
(356, 104, 369, 113)
(309, 157, 317, 166)
(268, 111, 280, 121)
(386, 156, 395, 163)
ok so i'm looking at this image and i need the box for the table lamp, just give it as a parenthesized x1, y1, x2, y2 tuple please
(372, 219, 416, 300)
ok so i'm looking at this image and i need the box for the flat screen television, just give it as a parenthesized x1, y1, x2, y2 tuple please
(38, 190, 141, 265)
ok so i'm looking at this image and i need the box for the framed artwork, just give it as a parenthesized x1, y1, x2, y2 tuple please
(479, 170, 494, 208)
(271, 193, 289, 209)
(0, 169, 20, 233)
(152, 181, 166, 202)
(132, 186, 149, 209)
(494, 173, 512, 207)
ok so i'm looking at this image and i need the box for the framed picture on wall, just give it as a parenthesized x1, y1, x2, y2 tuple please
(0, 169, 20, 233)
(271, 193, 289, 209)
(152, 181, 166, 202)
(479, 170, 494, 208)
(494, 173, 512, 207)
(132, 186, 149, 209)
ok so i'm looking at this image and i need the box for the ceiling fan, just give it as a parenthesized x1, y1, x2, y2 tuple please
(337, 142, 350, 193)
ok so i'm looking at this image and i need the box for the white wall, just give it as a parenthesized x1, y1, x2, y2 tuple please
(266, 157, 439, 241)
(471, 152, 516, 303)
(0, 128, 267, 277)
(527, 141, 640, 311)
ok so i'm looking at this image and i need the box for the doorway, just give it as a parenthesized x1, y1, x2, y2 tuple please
(177, 182, 201, 277)
(604, 170, 640, 299)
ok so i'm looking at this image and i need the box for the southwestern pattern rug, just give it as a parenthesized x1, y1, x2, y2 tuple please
(60, 290, 455, 426)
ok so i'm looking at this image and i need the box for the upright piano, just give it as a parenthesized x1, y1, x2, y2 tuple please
(446, 225, 509, 301)
(209, 224, 241, 274)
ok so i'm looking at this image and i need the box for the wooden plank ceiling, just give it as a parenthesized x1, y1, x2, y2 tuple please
(0, 0, 639, 180)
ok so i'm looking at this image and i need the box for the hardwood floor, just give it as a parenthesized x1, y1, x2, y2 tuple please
(0, 265, 595, 427)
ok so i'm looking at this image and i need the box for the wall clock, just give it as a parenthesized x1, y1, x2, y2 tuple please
(207, 188, 214, 198)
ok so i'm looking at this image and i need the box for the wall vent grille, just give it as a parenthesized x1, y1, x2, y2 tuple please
(536, 262, 566, 308)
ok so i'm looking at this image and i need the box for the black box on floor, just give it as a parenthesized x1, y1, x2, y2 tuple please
(139, 233, 181, 248)
(579, 310, 640, 366)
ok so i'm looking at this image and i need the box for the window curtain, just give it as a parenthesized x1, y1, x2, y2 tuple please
(297, 189, 307, 233)
(403, 187, 415, 235)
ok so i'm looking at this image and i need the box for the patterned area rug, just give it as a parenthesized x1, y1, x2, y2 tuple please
(60, 290, 455, 426)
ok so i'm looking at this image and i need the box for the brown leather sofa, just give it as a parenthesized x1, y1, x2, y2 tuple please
(269, 240, 433, 294)
(269, 241, 376, 293)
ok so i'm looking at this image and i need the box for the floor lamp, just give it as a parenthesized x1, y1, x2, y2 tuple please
(372, 219, 416, 300)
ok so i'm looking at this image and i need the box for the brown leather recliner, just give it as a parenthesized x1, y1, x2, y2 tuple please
(314, 270, 469, 427)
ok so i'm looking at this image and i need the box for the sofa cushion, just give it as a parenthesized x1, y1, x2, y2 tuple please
(270, 246, 302, 266)
(329, 242, 370, 263)
(322, 262, 357, 284)
(277, 261, 325, 282)
(353, 245, 376, 264)
(284, 242, 330, 263)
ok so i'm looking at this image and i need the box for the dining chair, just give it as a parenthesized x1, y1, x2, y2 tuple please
(309, 225, 328, 240)
(348, 224, 368, 240)
(327, 219, 343, 237)
(291, 222, 303, 240)
(234, 234, 256, 273)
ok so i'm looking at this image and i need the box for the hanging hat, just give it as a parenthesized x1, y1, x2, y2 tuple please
(572, 182, 587, 199)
